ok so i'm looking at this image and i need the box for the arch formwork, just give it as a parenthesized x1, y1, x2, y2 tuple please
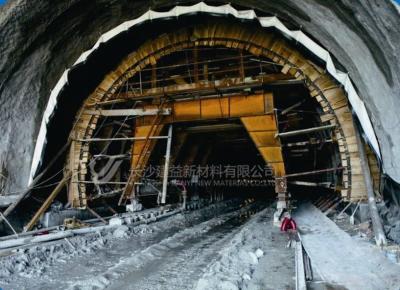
(66, 22, 377, 209)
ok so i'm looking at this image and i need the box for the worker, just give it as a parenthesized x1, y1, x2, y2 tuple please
(280, 212, 297, 247)
(280, 213, 297, 232)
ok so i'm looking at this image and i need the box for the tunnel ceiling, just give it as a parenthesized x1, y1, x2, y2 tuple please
(0, 0, 399, 193)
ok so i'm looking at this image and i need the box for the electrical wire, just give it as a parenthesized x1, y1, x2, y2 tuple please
(4, 84, 136, 195)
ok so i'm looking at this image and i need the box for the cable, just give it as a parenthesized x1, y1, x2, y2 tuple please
(4, 85, 134, 195)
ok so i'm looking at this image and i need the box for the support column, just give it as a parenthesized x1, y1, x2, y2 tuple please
(274, 176, 288, 224)
(240, 104, 288, 224)
(275, 176, 288, 209)
(122, 123, 165, 206)
(355, 123, 387, 246)
(161, 125, 173, 205)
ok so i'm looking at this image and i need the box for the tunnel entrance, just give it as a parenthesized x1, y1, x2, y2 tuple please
(64, 27, 349, 213)
(22, 19, 381, 232)
(1, 4, 396, 287)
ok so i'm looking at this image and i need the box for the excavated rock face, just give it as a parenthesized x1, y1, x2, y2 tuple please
(0, 0, 399, 192)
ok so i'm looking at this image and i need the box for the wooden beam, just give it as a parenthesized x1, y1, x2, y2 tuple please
(0, 141, 71, 226)
(121, 101, 167, 204)
(102, 200, 118, 215)
(355, 124, 387, 246)
(23, 172, 71, 232)
(86, 206, 107, 224)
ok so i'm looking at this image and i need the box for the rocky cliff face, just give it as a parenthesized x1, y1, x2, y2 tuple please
(0, 0, 399, 193)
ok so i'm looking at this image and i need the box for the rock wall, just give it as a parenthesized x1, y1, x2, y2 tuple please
(0, 0, 399, 193)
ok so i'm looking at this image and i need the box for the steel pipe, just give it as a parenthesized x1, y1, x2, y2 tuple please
(276, 124, 336, 138)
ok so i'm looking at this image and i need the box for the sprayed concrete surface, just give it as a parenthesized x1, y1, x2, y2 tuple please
(294, 203, 400, 290)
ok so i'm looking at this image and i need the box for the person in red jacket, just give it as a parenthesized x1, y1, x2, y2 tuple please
(280, 212, 297, 247)
(280, 214, 297, 232)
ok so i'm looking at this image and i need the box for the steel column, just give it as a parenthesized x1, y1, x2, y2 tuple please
(161, 125, 173, 205)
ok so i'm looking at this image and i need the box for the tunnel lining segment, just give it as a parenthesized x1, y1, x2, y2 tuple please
(29, 2, 380, 187)
(66, 22, 373, 207)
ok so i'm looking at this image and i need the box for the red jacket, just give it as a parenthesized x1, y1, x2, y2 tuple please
(280, 217, 297, 231)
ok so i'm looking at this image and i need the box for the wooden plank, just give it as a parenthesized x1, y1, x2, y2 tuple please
(68, 141, 80, 206)
(87, 206, 107, 224)
(351, 179, 367, 190)
(341, 122, 356, 137)
(351, 174, 366, 183)
(24, 173, 71, 232)
(314, 75, 337, 92)
(320, 113, 335, 123)
(302, 63, 320, 82)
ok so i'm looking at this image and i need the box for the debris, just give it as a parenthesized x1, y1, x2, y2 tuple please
(358, 221, 371, 232)
(387, 220, 400, 242)
(0, 200, 289, 289)
(63, 217, 89, 229)
(247, 251, 258, 265)
(255, 248, 264, 258)
(64, 237, 75, 250)
(126, 201, 143, 212)
(124, 216, 134, 225)
(113, 225, 129, 238)
(109, 217, 124, 226)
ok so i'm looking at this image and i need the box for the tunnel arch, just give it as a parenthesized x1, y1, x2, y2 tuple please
(63, 20, 375, 209)
(29, 2, 381, 189)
